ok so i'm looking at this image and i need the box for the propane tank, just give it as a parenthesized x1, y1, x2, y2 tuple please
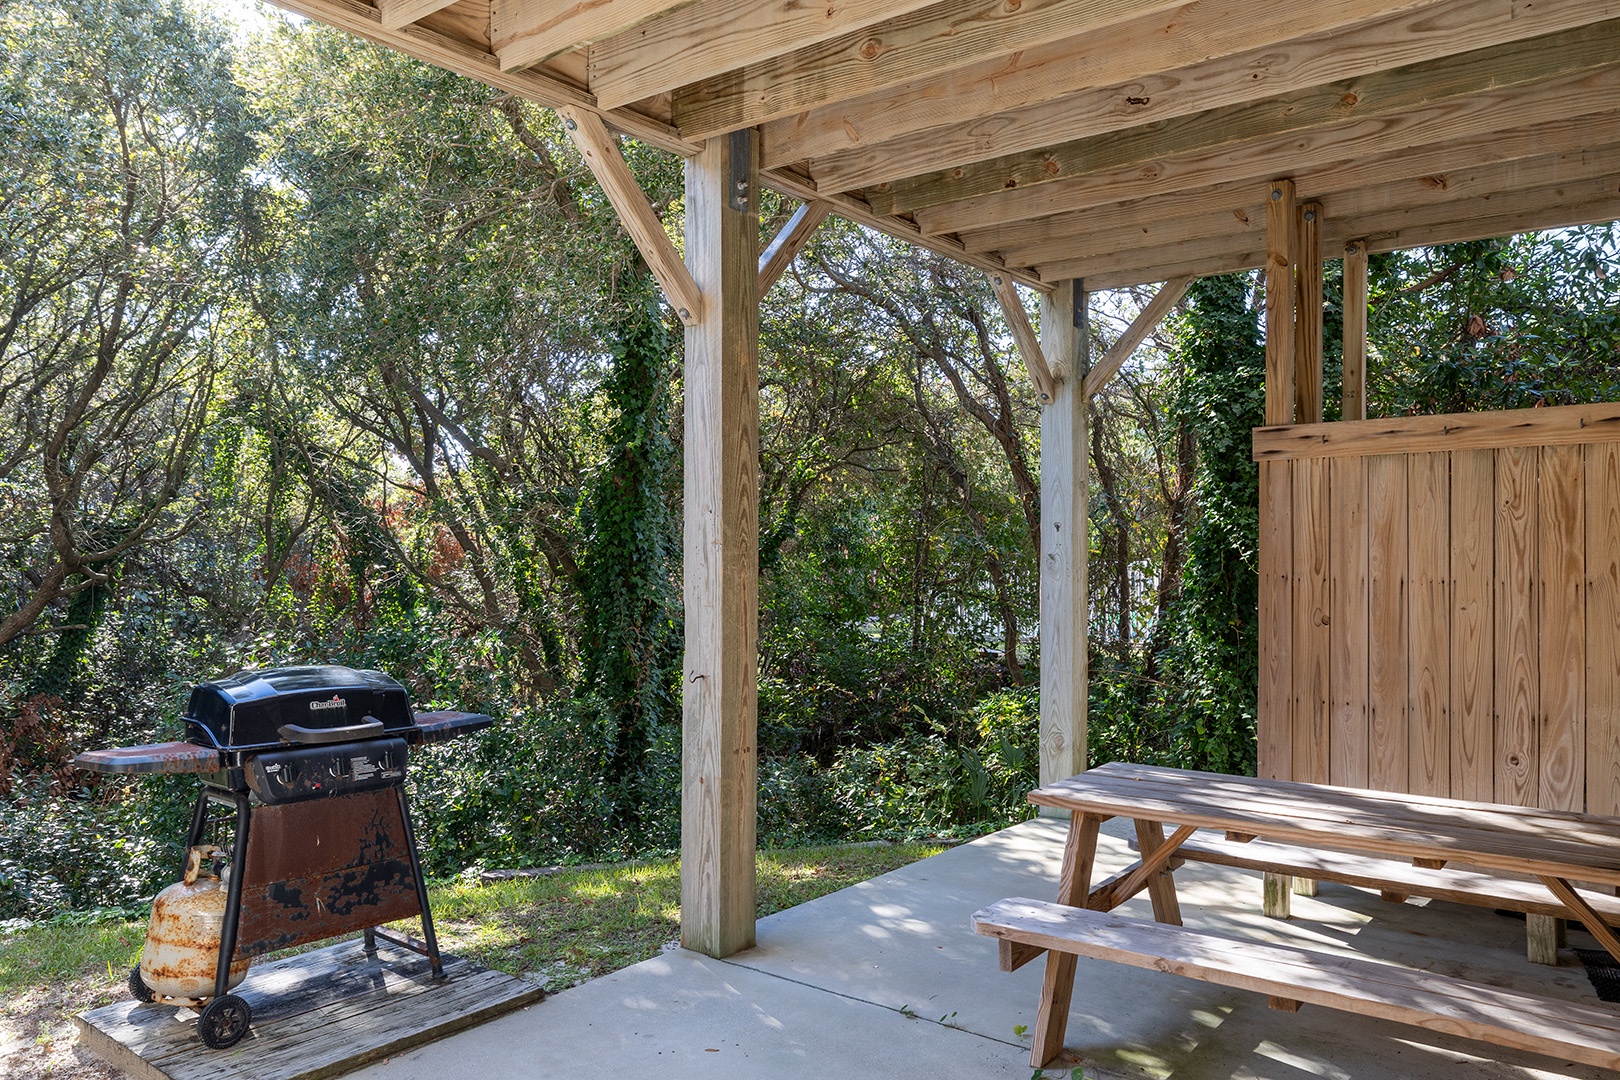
(138, 845, 251, 1004)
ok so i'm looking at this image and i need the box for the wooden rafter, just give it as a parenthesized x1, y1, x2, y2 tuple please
(669, 0, 1192, 140)
(913, 59, 1620, 237)
(988, 273, 1058, 404)
(765, 168, 1048, 292)
(1036, 170, 1620, 289)
(559, 106, 704, 324)
(758, 200, 832, 295)
(1081, 277, 1192, 399)
(789, 0, 1620, 191)
(267, 0, 695, 154)
(375, 0, 458, 31)
(588, 0, 943, 112)
(875, 20, 1620, 219)
(493, 0, 701, 73)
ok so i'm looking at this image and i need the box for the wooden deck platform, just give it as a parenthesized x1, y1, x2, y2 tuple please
(75, 939, 546, 1080)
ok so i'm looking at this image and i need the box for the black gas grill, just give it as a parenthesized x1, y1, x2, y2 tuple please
(76, 665, 491, 1047)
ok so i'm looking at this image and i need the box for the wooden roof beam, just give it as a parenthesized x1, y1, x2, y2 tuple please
(494, 0, 703, 73)
(668, 0, 1193, 141)
(875, 19, 1620, 219)
(796, 0, 1620, 193)
(376, 0, 458, 31)
(758, 200, 832, 295)
(1036, 176, 1620, 290)
(588, 0, 943, 112)
(988, 274, 1057, 404)
(1082, 277, 1192, 399)
(763, 167, 1049, 293)
(560, 106, 704, 324)
(914, 51, 1620, 236)
(969, 112, 1620, 260)
(267, 0, 695, 154)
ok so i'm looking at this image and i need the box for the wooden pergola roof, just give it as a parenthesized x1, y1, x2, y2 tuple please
(272, 0, 1620, 293)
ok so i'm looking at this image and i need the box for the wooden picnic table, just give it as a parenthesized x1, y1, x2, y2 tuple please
(974, 762, 1620, 1070)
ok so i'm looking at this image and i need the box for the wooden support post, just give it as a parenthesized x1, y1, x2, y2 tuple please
(1038, 280, 1088, 802)
(1294, 202, 1324, 424)
(1258, 180, 1296, 782)
(1342, 240, 1369, 422)
(990, 273, 1057, 403)
(1526, 915, 1564, 966)
(1293, 876, 1319, 897)
(1264, 871, 1292, 919)
(561, 106, 703, 326)
(758, 200, 832, 295)
(1264, 180, 1297, 427)
(1082, 276, 1193, 399)
(681, 129, 760, 959)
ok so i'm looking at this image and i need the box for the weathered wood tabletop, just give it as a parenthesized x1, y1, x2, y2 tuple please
(999, 761, 1620, 1069)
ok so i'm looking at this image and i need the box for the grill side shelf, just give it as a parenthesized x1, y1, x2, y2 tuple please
(409, 711, 494, 744)
(74, 741, 224, 775)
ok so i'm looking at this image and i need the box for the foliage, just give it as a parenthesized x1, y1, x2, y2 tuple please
(1368, 230, 1620, 414)
(575, 285, 680, 831)
(1152, 274, 1265, 775)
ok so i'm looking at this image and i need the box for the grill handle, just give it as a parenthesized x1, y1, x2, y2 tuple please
(277, 717, 385, 745)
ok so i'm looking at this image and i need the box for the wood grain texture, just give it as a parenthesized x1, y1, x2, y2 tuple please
(1255, 402, 1620, 461)
(1038, 282, 1087, 790)
(1330, 455, 1370, 787)
(1450, 449, 1495, 802)
(1294, 203, 1324, 425)
(265, 0, 694, 154)
(1588, 442, 1620, 815)
(973, 899, 1620, 1070)
(1176, 836, 1620, 924)
(681, 131, 759, 959)
(1342, 240, 1369, 421)
(1264, 181, 1296, 427)
(875, 20, 1620, 216)
(560, 107, 703, 323)
(377, 0, 458, 30)
(991, 274, 1057, 403)
(1407, 452, 1450, 797)
(1367, 454, 1409, 792)
(1258, 459, 1294, 780)
(1538, 444, 1585, 812)
(492, 0, 699, 71)
(589, 0, 944, 111)
(669, 0, 1192, 140)
(786, 0, 1620, 189)
(913, 63, 1620, 236)
(1494, 445, 1538, 808)
(76, 940, 544, 1080)
(1293, 458, 1332, 786)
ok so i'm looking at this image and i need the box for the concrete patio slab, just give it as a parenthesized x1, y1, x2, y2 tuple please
(351, 818, 1618, 1080)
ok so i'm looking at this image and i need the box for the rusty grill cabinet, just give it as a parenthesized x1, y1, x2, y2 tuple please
(76, 666, 491, 1049)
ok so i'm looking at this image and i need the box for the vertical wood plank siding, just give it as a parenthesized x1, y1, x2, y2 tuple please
(1254, 403, 1620, 811)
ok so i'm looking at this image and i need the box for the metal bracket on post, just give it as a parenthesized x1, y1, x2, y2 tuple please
(726, 129, 751, 212)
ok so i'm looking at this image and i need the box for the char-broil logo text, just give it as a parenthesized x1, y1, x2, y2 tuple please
(310, 695, 346, 712)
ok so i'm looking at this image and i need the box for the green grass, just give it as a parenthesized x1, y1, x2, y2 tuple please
(0, 842, 943, 1000)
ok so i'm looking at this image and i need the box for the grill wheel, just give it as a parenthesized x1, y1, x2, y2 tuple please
(198, 994, 252, 1049)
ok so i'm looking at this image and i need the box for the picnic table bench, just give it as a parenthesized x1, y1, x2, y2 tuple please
(972, 762, 1620, 1070)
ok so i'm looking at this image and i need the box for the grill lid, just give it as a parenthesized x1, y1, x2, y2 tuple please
(184, 666, 415, 751)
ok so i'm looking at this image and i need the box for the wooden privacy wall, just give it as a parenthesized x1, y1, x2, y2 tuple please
(1253, 402, 1620, 813)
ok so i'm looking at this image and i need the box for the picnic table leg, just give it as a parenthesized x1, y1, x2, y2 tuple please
(1031, 812, 1102, 1068)
(1134, 819, 1184, 926)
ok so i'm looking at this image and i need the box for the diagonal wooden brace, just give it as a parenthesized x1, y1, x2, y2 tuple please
(559, 106, 704, 325)
(988, 272, 1057, 403)
(759, 200, 832, 294)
